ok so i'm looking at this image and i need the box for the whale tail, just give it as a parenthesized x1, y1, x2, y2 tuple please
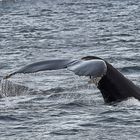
(3, 56, 140, 103)
(4, 59, 107, 80)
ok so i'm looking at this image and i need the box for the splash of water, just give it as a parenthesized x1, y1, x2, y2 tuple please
(88, 76, 102, 86)
(119, 98, 140, 107)
(0, 79, 29, 98)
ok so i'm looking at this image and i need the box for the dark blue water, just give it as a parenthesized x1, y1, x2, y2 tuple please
(0, 0, 140, 139)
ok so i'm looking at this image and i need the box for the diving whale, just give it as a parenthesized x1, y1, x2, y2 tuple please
(4, 56, 140, 103)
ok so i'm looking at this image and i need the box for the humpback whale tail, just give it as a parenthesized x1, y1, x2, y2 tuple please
(4, 56, 140, 103)
(4, 59, 107, 80)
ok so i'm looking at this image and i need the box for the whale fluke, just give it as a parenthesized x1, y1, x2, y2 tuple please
(4, 56, 140, 103)
(4, 59, 107, 79)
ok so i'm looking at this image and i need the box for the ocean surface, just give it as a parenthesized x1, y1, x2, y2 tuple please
(0, 0, 140, 139)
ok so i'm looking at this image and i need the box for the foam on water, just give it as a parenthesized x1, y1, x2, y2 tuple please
(118, 97, 140, 107)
